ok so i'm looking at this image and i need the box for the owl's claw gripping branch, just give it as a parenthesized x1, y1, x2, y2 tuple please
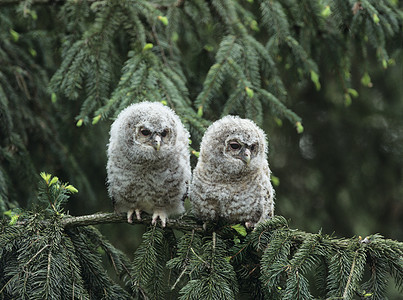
(135, 209, 142, 221)
(127, 209, 143, 223)
(127, 209, 135, 223)
(244, 221, 255, 229)
(151, 210, 168, 227)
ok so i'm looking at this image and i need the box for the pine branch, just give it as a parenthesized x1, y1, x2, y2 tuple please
(0, 0, 49, 3)
(61, 212, 204, 232)
(4, 212, 403, 299)
(0, 0, 94, 3)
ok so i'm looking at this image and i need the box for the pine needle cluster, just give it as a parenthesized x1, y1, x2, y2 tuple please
(45, 0, 403, 134)
(0, 174, 132, 299)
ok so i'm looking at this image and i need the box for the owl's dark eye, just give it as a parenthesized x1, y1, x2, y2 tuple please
(141, 129, 151, 136)
(161, 130, 168, 137)
(229, 142, 241, 150)
(250, 144, 256, 151)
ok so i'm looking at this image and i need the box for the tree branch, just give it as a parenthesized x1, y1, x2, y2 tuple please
(0, 0, 62, 4)
(0, 0, 86, 3)
(61, 212, 204, 232)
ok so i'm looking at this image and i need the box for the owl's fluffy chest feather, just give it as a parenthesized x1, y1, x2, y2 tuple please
(109, 156, 187, 213)
(191, 165, 271, 223)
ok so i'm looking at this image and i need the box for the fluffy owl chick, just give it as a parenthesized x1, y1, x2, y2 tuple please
(107, 102, 191, 227)
(190, 115, 274, 228)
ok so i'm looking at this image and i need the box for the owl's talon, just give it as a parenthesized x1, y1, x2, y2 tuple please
(127, 209, 135, 223)
(245, 221, 255, 229)
(135, 209, 142, 221)
(152, 211, 168, 227)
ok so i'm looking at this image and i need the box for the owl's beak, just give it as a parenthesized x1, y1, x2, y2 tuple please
(153, 135, 161, 151)
(240, 148, 251, 165)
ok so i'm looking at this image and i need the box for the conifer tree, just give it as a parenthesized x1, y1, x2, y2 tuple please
(1, 0, 402, 299)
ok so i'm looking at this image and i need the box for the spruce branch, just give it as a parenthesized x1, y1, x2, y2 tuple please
(0, 243, 50, 295)
(60, 212, 204, 232)
(4, 213, 403, 299)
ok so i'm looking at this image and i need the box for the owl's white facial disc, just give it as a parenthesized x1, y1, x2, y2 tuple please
(199, 115, 268, 176)
(224, 139, 258, 165)
(110, 102, 180, 163)
(133, 124, 172, 151)
(124, 118, 176, 162)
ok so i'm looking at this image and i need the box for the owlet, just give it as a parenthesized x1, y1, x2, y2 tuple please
(190, 115, 275, 228)
(107, 101, 191, 227)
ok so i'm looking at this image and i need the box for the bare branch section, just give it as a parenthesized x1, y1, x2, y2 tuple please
(0, 0, 177, 5)
(61, 212, 204, 231)
(0, 0, 81, 4)
(0, 0, 52, 4)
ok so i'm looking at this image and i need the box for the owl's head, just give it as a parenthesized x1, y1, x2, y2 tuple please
(110, 101, 187, 162)
(199, 115, 268, 175)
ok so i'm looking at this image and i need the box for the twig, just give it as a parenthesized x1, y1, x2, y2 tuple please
(343, 248, 360, 299)
(0, 0, 69, 5)
(0, 0, 93, 4)
(171, 267, 187, 290)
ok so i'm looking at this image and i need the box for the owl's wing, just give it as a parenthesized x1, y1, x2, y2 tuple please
(181, 185, 188, 203)
(266, 187, 274, 218)
(262, 164, 275, 219)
